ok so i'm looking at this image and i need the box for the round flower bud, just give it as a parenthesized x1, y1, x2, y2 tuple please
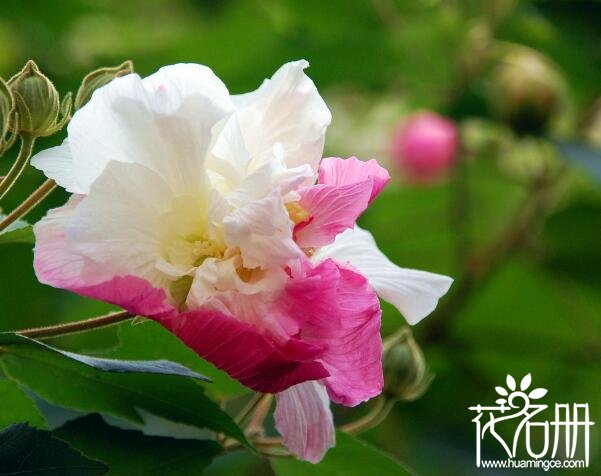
(391, 112, 459, 183)
(0, 76, 14, 152)
(383, 328, 433, 401)
(75, 60, 134, 110)
(8, 60, 71, 137)
(488, 48, 563, 135)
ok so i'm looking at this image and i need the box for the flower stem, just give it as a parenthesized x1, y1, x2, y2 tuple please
(0, 134, 36, 201)
(245, 394, 273, 436)
(15, 310, 134, 339)
(0, 179, 56, 233)
(341, 397, 396, 434)
(235, 392, 265, 425)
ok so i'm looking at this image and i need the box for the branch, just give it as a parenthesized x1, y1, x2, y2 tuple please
(0, 179, 56, 233)
(15, 310, 134, 339)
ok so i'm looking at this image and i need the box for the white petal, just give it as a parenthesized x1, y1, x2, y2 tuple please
(186, 255, 287, 308)
(66, 64, 233, 194)
(274, 381, 335, 463)
(223, 192, 301, 269)
(313, 226, 453, 324)
(30, 140, 79, 193)
(67, 161, 175, 289)
(227, 157, 313, 209)
(233, 60, 331, 173)
(207, 114, 252, 193)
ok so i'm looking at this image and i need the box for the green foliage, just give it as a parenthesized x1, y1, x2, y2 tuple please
(0, 423, 108, 475)
(109, 320, 248, 400)
(0, 217, 33, 244)
(56, 414, 222, 475)
(0, 333, 210, 380)
(0, 334, 248, 446)
(0, 378, 46, 429)
(271, 431, 413, 476)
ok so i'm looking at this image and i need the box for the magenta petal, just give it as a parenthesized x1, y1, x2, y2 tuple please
(285, 259, 383, 407)
(159, 308, 329, 394)
(318, 156, 390, 203)
(294, 181, 372, 248)
(274, 381, 335, 463)
(74, 276, 174, 318)
(33, 197, 175, 318)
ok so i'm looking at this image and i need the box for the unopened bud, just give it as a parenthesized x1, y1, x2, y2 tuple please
(8, 60, 72, 138)
(489, 48, 564, 135)
(584, 98, 601, 148)
(391, 112, 459, 184)
(75, 60, 134, 110)
(383, 328, 433, 401)
(0, 76, 15, 153)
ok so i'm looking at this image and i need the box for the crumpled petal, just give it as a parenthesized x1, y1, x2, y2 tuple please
(33, 196, 174, 318)
(158, 307, 329, 393)
(318, 156, 390, 203)
(284, 259, 383, 406)
(313, 226, 453, 325)
(294, 181, 372, 248)
(294, 157, 390, 248)
(39, 64, 232, 195)
(222, 191, 301, 269)
(274, 381, 335, 463)
(66, 161, 177, 290)
(232, 60, 331, 173)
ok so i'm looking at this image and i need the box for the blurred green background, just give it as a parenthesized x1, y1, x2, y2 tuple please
(1, 0, 600, 474)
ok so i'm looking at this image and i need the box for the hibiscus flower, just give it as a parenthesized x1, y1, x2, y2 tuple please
(31, 60, 452, 462)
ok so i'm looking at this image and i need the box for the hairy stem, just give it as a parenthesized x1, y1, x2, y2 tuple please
(16, 310, 134, 339)
(0, 179, 56, 233)
(0, 134, 36, 201)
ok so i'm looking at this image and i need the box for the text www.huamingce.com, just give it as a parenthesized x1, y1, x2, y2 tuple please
(480, 459, 586, 471)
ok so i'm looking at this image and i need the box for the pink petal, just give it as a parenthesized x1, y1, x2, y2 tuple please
(158, 307, 329, 394)
(318, 156, 390, 203)
(284, 259, 383, 407)
(33, 197, 174, 318)
(294, 181, 372, 248)
(274, 381, 335, 463)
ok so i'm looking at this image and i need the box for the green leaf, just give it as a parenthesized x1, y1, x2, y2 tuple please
(55, 414, 222, 475)
(0, 334, 249, 447)
(0, 423, 107, 475)
(0, 218, 33, 245)
(110, 320, 248, 399)
(271, 431, 414, 476)
(0, 333, 210, 381)
(0, 379, 46, 430)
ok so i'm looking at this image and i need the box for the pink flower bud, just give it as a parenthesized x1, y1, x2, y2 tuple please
(391, 112, 459, 183)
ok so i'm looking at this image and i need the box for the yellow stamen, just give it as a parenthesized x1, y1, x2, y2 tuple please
(286, 201, 311, 225)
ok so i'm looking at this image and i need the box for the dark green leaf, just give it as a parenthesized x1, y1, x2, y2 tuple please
(55, 414, 222, 476)
(0, 334, 249, 446)
(0, 333, 210, 381)
(271, 431, 414, 476)
(0, 423, 107, 475)
(0, 218, 34, 245)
